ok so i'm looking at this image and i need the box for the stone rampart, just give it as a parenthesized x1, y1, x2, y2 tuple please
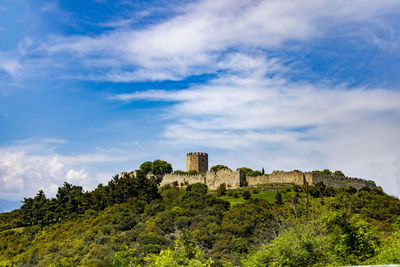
(160, 168, 244, 190)
(247, 171, 305, 186)
(308, 173, 375, 190)
(129, 167, 376, 191)
(161, 173, 206, 187)
(206, 169, 245, 189)
(246, 175, 271, 186)
(246, 170, 375, 190)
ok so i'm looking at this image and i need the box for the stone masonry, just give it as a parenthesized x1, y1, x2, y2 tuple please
(186, 152, 208, 173)
(123, 153, 377, 191)
(246, 170, 376, 190)
(161, 168, 245, 190)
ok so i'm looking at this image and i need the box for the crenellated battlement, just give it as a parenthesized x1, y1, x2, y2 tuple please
(187, 152, 208, 156)
(186, 152, 208, 172)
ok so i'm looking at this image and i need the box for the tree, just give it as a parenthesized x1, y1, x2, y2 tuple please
(21, 190, 50, 226)
(140, 161, 153, 174)
(321, 169, 332, 176)
(140, 160, 173, 176)
(239, 167, 262, 177)
(216, 183, 227, 197)
(56, 182, 85, 219)
(333, 170, 345, 177)
(186, 183, 208, 195)
(210, 165, 230, 172)
(143, 237, 213, 266)
(152, 160, 173, 176)
(275, 190, 283, 205)
(243, 190, 251, 200)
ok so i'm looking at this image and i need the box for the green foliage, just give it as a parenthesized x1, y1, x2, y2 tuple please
(275, 190, 283, 205)
(312, 169, 334, 176)
(143, 237, 213, 266)
(309, 182, 335, 198)
(2, 175, 400, 266)
(321, 169, 332, 176)
(365, 227, 400, 264)
(210, 165, 230, 172)
(152, 159, 173, 176)
(216, 183, 227, 197)
(140, 159, 173, 176)
(333, 170, 345, 177)
(186, 183, 208, 195)
(139, 161, 153, 174)
(113, 245, 140, 267)
(242, 190, 251, 200)
(243, 223, 331, 267)
(19, 166, 161, 228)
(239, 167, 262, 176)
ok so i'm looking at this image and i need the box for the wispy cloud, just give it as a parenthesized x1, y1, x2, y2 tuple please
(9, 0, 400, 83)
(0, 54, 22, 77)
(110, 53, 400, 196)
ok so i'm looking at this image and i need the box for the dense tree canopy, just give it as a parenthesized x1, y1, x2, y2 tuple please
(0, 163, 399, 266)
(210, 165, 230, 172)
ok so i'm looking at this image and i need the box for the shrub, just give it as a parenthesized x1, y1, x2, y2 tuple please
(186, 183, 208, 195)
(321, 169, 332, 176)
(333, 170, 345, 177)
(275, 191, 283, 205)
(216, 183, 227, 197)
(210, 165, 230, 172)
(243, 191, 251, 200)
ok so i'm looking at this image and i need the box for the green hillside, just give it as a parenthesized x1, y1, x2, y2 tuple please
(1, 165, 400, 266)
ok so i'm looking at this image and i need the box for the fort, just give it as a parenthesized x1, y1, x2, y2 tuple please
(124, 152, 377, 190)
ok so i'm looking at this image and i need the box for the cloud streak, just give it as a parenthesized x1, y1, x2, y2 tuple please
(9, 0, 400, 82)
(111, 53, 400, 196)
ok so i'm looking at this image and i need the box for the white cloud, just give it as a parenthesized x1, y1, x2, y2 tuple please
(0, 138, 131, 200)
(0, 57, 22, 77)
(110, 53, 400, 196)
(16, 0, 400, 82)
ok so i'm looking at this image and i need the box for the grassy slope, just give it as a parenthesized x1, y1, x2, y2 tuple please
(217, 184, 293, 205)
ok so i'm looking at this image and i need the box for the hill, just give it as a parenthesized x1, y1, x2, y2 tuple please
(0, 165, 400, 266)
(0, 199, 21, 213)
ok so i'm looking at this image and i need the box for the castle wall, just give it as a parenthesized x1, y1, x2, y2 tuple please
(309, 173, 375, 190)
(186, 152, 208, 172)
(160, 173, 206, 187)
(206, 169, 245, 189)
(246, 171, 375, 190)
(247, 171, 305, 186)
(160, 168, 244, 189)
(246, 175, 271, 186)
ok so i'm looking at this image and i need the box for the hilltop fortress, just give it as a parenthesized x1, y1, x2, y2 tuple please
(125, 152, 376, 190)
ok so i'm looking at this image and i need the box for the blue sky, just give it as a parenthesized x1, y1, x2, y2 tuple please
(1, 0, 400, 201)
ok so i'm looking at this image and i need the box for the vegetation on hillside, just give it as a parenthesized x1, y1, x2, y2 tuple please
(0, 161, 399, 266)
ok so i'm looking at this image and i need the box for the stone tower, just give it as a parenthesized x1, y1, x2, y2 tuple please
(186, 152, 208, 172)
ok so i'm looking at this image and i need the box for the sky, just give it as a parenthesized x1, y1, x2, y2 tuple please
(1, 0, 400, 201)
